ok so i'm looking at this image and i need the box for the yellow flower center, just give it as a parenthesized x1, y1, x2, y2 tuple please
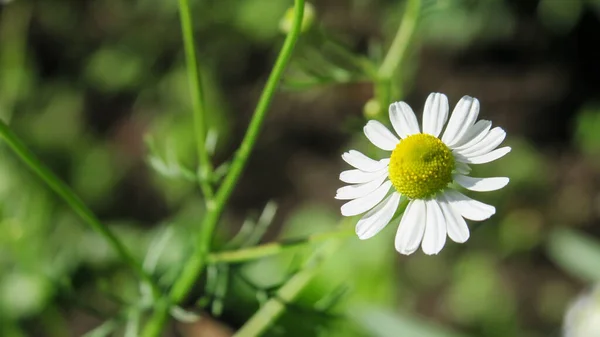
(389, 134, 455, 199)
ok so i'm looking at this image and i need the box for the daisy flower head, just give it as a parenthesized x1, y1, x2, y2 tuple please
(337, 93, 510, 255)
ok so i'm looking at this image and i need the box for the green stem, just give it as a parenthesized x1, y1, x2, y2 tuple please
(234, 238, 343, 337)
(377, 0, 421, 80)
(316, 27, 377, 78)
(375, 79, 392, 119)
(171, 0, 306, 303)
(178, 0, 214, 200)
(141, 1, 306, 336)
(0, 2, 31, 122)
(138, 298, 170, 337)
(0, 121, 159, 298)
(234, 4, 421, 328)
(321, 43, 377, 78)
(375, 0, 420, 112)
(208, 228, 354, 264)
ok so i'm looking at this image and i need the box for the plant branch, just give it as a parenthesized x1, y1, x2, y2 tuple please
(140, 1, 306, 335)
(178, 0, 214, 200)
(377, 0, 421, 80)
(208, 228, 354, 264)
(375, 0, 421, 109)
(0, 121, 159, 298)
(168, 0, 306, 305)
(234, 238, 344, 337)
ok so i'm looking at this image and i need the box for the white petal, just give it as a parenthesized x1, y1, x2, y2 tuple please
(454, 175, 509, 192)
(341, 181, 392, 216)
(335, 175, 388, 200)
(456, 127, 506, 158)
(457, 147, 511, 164)
(356, 192, 401, 240)
(422, 93, 449, 138)
(421, 199, 447, 255)
(442, 96, 480, 147)
(452, 120, 492, 150)
(342, 150, 388, 172)
(339, 167, 388, 184)
(395, 200, 426, 255)
(437, 193, 470, 243)
(363, 121, 399, 151)
(389, 102, 420, 139)
(454, 162, 471, 175)
(444, 189, 495, 221)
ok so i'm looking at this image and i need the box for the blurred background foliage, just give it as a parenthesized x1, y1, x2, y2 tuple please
(0, 0, 600, 336)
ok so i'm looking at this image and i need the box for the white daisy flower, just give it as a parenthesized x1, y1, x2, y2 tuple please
(337, 93, 510, 255)
(564, 285, 600, 337)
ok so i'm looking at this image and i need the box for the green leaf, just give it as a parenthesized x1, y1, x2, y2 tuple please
(85, 48, 145, 91)
(0, 272, 53, 319)
(353, 307, 469, 337)
(124, 309, 141, 337)
(547, 228, 600, 282)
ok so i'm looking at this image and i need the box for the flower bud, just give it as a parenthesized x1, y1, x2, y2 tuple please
(279, 2, 315, 34)
(363, 99, 381, 119)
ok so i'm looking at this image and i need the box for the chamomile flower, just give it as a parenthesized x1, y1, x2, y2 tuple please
(564, 285, 600, 337)
(337, 93, 510, 255)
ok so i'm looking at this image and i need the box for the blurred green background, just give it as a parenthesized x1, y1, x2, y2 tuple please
(1, 0, 600, 336)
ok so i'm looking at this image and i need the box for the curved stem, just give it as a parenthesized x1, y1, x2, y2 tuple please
(179, 0, 214, 200)
(375, 0, 421, 112)
(170, 0, 306, 303)
(377, 0, 421, 80)
(208, 228, 354, 264)
(233, 3, 421, 335)
(0, 121, 159, 298)
(234, 237, 344, 337)
(141, 1, 306, 335)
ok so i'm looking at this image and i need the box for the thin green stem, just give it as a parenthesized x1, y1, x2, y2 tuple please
(317, 28, 377, 78)
(139, 297, 170, 337)
(375, 80, 392, 119)
(0, 2, 31, 122)
(0, 121, 159, 298)
(171, 0, 305, 302)
(375, 0, 421, 113)
(234, 238, 343, 337)
(208, 228, 354, 264)
(178, 0, 214, 200)
(140, 1, 306, 336)
(377, 0, 421, 80)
